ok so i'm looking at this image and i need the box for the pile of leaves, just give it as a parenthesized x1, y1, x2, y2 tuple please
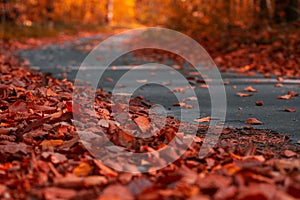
(208, 26, 300, 77)
(0, 45, 300, 200)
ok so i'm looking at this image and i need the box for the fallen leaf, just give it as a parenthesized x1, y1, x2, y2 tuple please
(93, 159, 117, 178)
(9, 100, 27, 113)
(275, 83, 283, 87)
(104, 77, 113, 82)
(278, 94, 293, 99)
(128, 178, 153, 195)
(73, 163, 92, 177)
(0, 184, 6, 196)
(98, 119, 110, 128)
(237, 92, 253, 97)
(194, 116, 211, 123)
(98, 184, 134, 200)
(83, 176, 107, 187)
(134, 116, 150, 133)
(284, 108, 296, 112)
(187, 96, 198, 101)
(237, 184, 276, 200)
(46, 88, 58, 97)
(288, 90, 299, 97)
(40, 140, 64, 147)
(277, 77, 284, 82)
(172, 87, 185, 94)
(200, 84, 209, 88)
(244, 86, 257, 92)
(214, 186, 237, 200)
(53, 176, 83, 188)
(43, 187, 77, 200)
(246, 118, 263, 125)
(256, 101, 264, 106)
(162, 80, 172, 86)
(0, 128, 14, 135)
(42, 152, 68, 164)
(136, 79, 147, 83)
(278, 91, 299, 99)
(282, 150, 297, 158)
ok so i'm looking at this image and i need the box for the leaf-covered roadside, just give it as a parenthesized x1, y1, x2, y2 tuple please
(0, 45, 300, 200)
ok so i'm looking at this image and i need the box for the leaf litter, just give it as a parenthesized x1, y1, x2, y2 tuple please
(0, 39, 299, 200)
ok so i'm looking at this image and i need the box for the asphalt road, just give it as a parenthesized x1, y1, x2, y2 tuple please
(18, 33, 300, 143)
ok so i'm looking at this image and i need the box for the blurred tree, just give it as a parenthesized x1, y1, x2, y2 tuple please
(274, 0, 299, 22)
(106, 0, 113, 25)
(1, 0, 299, 34)
(112, 0, 135, 25)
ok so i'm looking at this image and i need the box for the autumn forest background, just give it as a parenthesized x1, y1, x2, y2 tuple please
(1, 0, 299, 40)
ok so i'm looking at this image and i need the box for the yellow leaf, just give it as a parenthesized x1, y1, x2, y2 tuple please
(40, 139, 64, 147)
(73, 163, 92, 177)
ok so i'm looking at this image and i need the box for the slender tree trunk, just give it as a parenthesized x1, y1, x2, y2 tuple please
(106, 0, 113, 25)
(285, 0, 299, 22)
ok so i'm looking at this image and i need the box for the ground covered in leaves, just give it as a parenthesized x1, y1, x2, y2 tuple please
(0, 39, 300, 200)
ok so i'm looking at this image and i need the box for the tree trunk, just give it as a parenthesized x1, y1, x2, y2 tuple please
(285, 0, 299, 22)
(106, 0, 113, 25)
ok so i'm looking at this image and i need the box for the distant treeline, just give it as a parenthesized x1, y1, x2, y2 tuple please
(1, 0, 299, 30)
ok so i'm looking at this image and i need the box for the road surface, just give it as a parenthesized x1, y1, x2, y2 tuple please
(18, 32, 300, 143)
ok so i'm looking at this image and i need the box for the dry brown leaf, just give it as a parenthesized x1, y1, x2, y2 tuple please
(93, 159, 117, 178)
(46, 88, 58, 97)
(172, 87, 185, 94)
(284, 108, 296, 112)
(83, 176, 108, 187)
(0, 184, 6, 196)
(256, 100, 264, 106)
(278, 91, 299, 99)
(194, 116, 211, 123)
(98, 184, 134, 200)
(43, 187, 77, 200)
(246, 118, 263, 125)
(278, 94, 293, 100)
(200, 84, 209, 88)
(275, 83, 283, 88)
(244, 86, 258, 92)
(282, 150, 297, 158)
(237, 92, 253, 97)
(134, 116, 150, 133)
(277, 77, 284, 82)
(104, 77, 113, 82)
(9, 100, 27, 113)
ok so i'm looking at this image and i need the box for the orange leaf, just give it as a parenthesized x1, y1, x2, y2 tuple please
(73, 163, 92, 177)
(278, 94, 293, 99)
(284, 108, 296, 112)
(282, 150, 297, 158)
(46, 88, 58, 97)
(119, 130, 135, 143)
(93, 159, 117, 178)
(237, 92, 253, 97)
(194, 116, 211, 123)
(40, 139, 64, 147)
(244, 86, 257, 92)
(246, 118, 263, 125)
(134, 116, 150, 133)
